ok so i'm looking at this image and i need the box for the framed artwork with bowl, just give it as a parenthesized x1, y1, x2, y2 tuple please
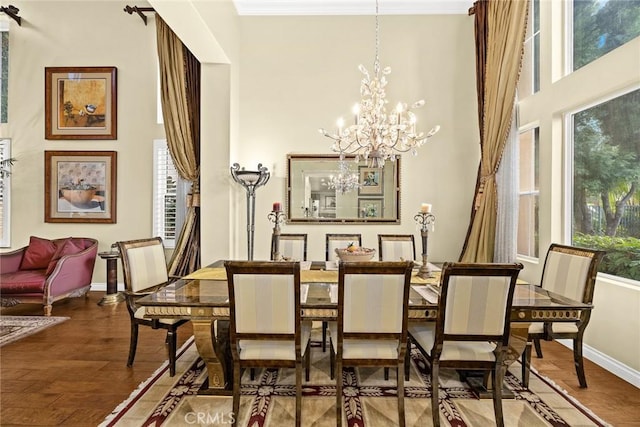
(45, 150, 117, 223)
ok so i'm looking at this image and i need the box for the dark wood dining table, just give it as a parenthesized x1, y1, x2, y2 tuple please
(137, 260, 592, 395)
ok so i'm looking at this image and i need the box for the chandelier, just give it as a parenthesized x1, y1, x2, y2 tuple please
(326, 159, 361, 195)
(319, 0, 440, 169)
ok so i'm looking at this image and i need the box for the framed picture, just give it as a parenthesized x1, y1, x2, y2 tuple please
(358, 198, 383, 218)
(324, 195, 336, 209)
(45, 66, 117, 140)
(358, 166, 383, 195)
(45, 151, 117, 223)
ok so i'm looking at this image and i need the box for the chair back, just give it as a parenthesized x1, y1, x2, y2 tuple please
(540, 244, 604, 304)
(378, 234, 416, 261)
(275, 234, 308, 261)
(437, 263, 523, 345)
(326, 233, 362, 261)
(337, 261, 413, 339)
(118, 237, 169, 293)
(225, 261, 301, 342)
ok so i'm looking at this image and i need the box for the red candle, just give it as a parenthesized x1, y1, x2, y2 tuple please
(273, 202, 282, 212)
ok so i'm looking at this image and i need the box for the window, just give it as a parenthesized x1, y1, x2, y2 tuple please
(517, 127, 539, 258)
(153, 140, 187, 248)
(519, 0, 540, 96)
(0, 139, 11, 247)
(1, 23, 8, 123)
(572, 0, 640, 72)
(570, 88, 640, 281)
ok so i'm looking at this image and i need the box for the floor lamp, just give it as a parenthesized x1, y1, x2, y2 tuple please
(230, 163, 270, 260)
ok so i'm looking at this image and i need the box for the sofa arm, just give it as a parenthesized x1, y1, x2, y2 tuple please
(0, 247, 26, 273)
(45, 243, 98, 297)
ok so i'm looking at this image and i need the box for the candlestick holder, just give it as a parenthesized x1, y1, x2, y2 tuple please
(414, 211, 436, 279)
(268, 209, 286, 261)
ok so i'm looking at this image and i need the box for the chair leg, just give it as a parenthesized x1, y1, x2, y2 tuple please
(296, 361, 302, 427)
(44, 304, 52, 317)
(431, 362, 440, 427)
(250, 368, 255, 380)
(397, 362, 406, 427)
(305, 341, 311, 382)
(573, 336, 588, 388)
(405, 339, 412, 381)
(384, 367, 389, 380)
(533, 338, 543, 358)
(322, 321, 328, 352)
(492, 366, 506, 427)
(232, 363, 241, 427)
(329, 340, 335, 379)
(336, 359, 342, 427)
(166, 329, 177, 377)
(127, 322, 139, 367)
(521, 342, 532, 388)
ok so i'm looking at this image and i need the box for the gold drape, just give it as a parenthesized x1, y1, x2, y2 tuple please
(460, 0, 528, 263)
(156, 16, 201, 276)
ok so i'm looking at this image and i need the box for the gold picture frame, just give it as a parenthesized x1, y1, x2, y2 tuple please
(45, 66, 117, 140)
(358, 166, 384, 195)
(45, 151, 117, 223)
(358, 198, 383, 218)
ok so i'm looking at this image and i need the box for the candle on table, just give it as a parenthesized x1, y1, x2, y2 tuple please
(273, 202, 282, 212)
(420, 203, 432, 213)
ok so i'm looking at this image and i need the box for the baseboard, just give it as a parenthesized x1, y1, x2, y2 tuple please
(556, 339, 640, 388)
(90, 282, 124, 292)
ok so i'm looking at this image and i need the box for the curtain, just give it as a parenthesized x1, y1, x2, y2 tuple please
(156, 16, 202, 276)
(460, 0, 528, 263)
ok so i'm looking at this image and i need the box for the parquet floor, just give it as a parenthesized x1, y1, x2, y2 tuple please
(1, 292, 638, 426)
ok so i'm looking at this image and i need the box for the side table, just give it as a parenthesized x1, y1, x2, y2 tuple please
(98, 251, 125, 306)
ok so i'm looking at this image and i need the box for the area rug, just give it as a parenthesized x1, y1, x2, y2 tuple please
(101, 337, 611, 427)
(0, 315, 69, 347)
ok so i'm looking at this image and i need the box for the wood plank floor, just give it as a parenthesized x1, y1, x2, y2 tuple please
(1, 292, 638, 426)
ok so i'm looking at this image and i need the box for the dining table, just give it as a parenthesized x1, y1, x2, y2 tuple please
(136, 260, 592, 396)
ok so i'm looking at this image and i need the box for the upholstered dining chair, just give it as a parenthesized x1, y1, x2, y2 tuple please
(521, 244, 605, 389)
(224, 261, 311, 427)
(408, 262, 523, 427)
(118, 237, 189, 377)
(328, 261, 414, 427)
(322, 233, 363, 352)
(378, 234, 417, 261)
(272, 233, 307, 261)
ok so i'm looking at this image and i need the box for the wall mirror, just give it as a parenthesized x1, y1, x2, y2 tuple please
(286, 154, 400, 224)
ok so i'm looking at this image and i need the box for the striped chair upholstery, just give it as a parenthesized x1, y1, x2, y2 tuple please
(378, 234, 416, 261)
(521, 244, 604, 389)
(274, 233, 307, 261)
(408, 262, 523, 427)
(329, 261, 413, 427)
(225, 261, 311, 427)
(118, 237, 189, 377)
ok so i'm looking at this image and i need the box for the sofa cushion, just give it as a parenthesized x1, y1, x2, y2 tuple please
(45, 238, 85, 275)
(0, 270, 47, 293)
(20, 236, 58, 270)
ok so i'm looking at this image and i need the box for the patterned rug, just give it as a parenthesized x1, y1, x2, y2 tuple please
(0, 315, 69, 347)
(101, 336, 610, 427)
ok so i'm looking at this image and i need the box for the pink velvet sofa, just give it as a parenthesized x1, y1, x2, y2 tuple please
(0, 236, 98, 316)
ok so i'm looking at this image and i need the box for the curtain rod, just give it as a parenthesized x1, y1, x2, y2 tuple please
(124, 5, 155, 26)
(0, 5, 21, 26)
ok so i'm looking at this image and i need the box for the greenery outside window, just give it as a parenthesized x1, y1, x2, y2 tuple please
(570, 88, 640, 281)
(518, 127, 539, 258)
(153, 140, 187, 249)
(572, 0, 640, 72)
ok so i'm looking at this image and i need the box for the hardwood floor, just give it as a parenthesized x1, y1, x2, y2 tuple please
(1, 292, 638, 426)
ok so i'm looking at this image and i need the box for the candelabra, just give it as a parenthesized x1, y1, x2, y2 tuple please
(268, 204, 286, 261)
(230, 163, 270, 260)
(414, 211, 436, 279)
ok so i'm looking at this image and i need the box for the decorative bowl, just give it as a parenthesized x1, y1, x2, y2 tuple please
(335, 247, 376, 262)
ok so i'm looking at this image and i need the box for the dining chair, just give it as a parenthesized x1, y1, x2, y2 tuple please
(521, 244, 604, 389)
(224, 261, 311, 427)
(408, 262, 523, 427)
(323, 233, 363, 352)
(328, 261, 414, 427)
(118, 237, 189, 377)
(378, 234, 416, 261)
(272, 233, 307, 261)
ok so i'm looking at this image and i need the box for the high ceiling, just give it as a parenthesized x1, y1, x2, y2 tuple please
(232, 0, 474, 16)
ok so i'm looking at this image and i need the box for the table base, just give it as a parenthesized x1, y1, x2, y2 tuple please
(97, 292, 124, 306)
